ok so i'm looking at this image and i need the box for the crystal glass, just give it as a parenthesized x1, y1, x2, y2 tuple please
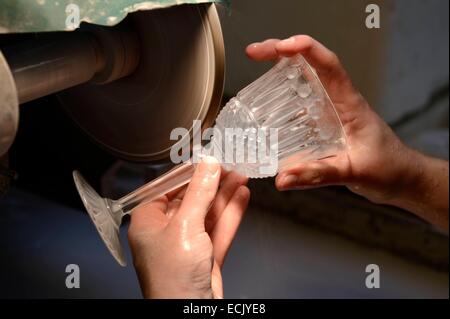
(73, 54, 346, 266)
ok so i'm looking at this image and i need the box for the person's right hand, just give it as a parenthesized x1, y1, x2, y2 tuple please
(246, 36, 449, 231)
(128, 157, 250, 299)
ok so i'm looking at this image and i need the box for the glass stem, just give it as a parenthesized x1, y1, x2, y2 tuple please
(111, 160, 197, 217)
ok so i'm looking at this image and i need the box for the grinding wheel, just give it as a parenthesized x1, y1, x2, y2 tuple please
(0, 50, 19, 158)
(58, 4, 225, 162)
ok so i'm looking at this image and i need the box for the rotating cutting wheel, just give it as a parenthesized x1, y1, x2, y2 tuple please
(0, 51, 19, 158)
(58, 4, 224, 162)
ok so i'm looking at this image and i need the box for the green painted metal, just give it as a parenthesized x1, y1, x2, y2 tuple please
(0, 0, 228, 33)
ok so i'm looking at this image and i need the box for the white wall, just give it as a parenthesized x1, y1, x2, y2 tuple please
(219, 0, 449, 124)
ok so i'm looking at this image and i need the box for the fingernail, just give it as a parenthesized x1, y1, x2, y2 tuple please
(236, 185, 250, 200)
(236, 173, 249, 185)
(201, 156, 220, 176)
(281, 175, 298, 188)
(280, 37, 296, 45)
(248, 42, 261, 49)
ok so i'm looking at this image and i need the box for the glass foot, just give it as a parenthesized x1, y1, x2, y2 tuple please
(73, 171, 127, 266)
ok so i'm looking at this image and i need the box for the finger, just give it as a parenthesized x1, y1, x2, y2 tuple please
(211, 186, 250, 267)
(166, 198, 183, 219)
(132, 196, 168, 219)
(176, 156, 221, 225)
(170, 167, 229, 201)
(129, 196, 169, 232)
(206, 171, 248, 233)
(275, 35, 347, 79)
(246, 39, 281, 61)
(166, 184, 187, 201)
(275, 155, 351, 190)
(219, 168, 231, 185)
(167, 169, 231, 220)
(276, 35, 360, 109)
(211, 260, 224, 299)
(170, 185, 188, 202)
(248, 35, 359, 115)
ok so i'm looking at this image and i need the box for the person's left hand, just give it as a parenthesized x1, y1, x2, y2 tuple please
(128, 157, 250, 299)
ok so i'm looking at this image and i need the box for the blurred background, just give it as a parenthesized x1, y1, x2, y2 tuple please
(0, 0, 448, 298)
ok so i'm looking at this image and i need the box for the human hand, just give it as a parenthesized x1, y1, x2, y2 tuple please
(246, 36, 423, 203)
(246, 36, 448, 230)
(128, 157, 250, 299)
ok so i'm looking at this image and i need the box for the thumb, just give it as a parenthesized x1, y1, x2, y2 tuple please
(176, 156, 221, 225)
(276, 159, 349, 191)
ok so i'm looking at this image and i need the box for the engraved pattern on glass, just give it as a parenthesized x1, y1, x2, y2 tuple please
(73, 54, 346, 266)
